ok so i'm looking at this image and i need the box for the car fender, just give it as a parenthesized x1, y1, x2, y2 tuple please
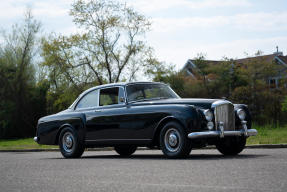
(152, 105, 201, 144)
(37, 112, 86, 145)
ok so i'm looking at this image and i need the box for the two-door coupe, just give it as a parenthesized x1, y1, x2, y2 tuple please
(34, 82, 257, 158)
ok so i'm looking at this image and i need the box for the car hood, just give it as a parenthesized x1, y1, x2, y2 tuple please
(130, 98, 225, 109)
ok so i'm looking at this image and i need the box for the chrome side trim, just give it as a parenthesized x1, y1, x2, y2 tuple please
(187, 129, 258, 139)
(85, 139, 152, 142)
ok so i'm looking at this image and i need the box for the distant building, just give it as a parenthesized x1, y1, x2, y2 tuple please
(182, 47, 287, 88)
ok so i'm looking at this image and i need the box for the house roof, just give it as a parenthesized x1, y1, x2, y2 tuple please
(188, 59, 221, 66)
(182, 52, 287, 79)
(277, 55, 287, 65)
(184, 53, 287, 70)
(234, 54, 279, 65)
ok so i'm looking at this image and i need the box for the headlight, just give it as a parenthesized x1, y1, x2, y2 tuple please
(204, 109, 213, 121)
(237, 109, 246, 120)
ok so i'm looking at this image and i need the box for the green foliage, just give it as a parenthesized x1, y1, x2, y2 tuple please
(41, 0, 156, 89)
(155, 51, 287, 125)
(40, 0, 162, 112)
(1, 3, 286, 140)
(0, 10, 47, 139)
(282, 96, 287, 112)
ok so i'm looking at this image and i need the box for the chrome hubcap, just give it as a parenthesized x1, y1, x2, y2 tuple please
(62, 132, 74, 153)
(169, 133, 178, 147)
(164, 128, 181, 152)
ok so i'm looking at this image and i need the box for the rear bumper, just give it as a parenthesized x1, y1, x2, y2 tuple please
(188, 129, 258, 139)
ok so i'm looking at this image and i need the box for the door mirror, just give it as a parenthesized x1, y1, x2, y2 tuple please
(119, 97, 125, 103)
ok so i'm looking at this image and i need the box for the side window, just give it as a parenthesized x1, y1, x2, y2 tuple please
(99, 87, 125, 106)
(76, 89, 98, 109)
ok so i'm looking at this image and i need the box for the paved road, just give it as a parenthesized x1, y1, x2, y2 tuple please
(1, 148, 287, 192)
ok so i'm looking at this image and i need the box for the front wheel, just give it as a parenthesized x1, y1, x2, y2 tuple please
(114, 145, 137, 157)
(160, 121, 192, 158)
(59, 127, 85, 158)
(216, 136, 246, 156)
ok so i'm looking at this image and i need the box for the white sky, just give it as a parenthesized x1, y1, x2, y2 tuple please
(1, 0, 287, 70)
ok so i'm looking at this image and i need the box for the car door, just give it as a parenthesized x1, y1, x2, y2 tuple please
(84, 86, 158, 144)
(84, 86, 126, 141)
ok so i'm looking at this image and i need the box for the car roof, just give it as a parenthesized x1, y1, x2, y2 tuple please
(69, 81, 167, 109)
(81, 81, 165, 95)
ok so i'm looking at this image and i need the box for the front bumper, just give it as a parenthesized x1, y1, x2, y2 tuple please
(188, 129, 258, 139)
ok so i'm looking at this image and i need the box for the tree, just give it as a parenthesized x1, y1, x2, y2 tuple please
(0, 10, 44, 138)
(42, 0, 156, 89)
(282, 96, 287, 112)
(230, 51, 284, 124)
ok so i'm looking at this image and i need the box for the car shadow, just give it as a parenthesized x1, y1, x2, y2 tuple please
(43, 151, 267, 160)
(79, 153, 266, 160)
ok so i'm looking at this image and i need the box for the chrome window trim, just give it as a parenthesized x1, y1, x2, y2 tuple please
(125, 83, 179, 103)
(73, 85, 127, 110)
(98, 86, 126, 108)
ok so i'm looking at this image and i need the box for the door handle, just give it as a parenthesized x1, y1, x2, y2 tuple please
(95, 109, 101, 112)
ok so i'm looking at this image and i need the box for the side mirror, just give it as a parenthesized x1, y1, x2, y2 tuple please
(119, 97, 125, 103)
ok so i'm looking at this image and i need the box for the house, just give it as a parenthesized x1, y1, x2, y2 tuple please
(182, 47, 287, 88)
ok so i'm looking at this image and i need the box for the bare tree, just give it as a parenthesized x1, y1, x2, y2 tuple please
(42, 0, 157, 87)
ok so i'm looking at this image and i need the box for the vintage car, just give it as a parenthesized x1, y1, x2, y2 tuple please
(34, 82, 257, 158)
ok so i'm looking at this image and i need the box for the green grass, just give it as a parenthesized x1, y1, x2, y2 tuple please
(247, 124, 287, 145)
(0, 125, 287, 150)
(0, 138, 56, 150)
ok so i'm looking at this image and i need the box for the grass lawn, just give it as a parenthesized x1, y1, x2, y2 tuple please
(247, 124, 287, 145)
(1, 125, 287, 150)
(0, 138, 56, 150)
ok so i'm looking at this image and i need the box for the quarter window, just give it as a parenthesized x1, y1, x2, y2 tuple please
(76, 90, 98, 109)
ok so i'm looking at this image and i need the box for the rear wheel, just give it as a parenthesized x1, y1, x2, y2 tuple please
(59, 127, 85, 158)
(114, 145, 137, 157)
(160, 121, 192, 158)
(216, 136, 246, 156)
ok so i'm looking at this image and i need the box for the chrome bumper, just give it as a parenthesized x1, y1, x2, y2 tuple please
(188, 129, 258, 139)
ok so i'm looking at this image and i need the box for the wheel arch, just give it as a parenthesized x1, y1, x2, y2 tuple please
(54, 114, 86, 145)
(152, 116, 186, 146)
(54, 124, 74, 145)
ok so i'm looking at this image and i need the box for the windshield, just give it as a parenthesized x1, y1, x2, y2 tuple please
(126, 83, 179, 102)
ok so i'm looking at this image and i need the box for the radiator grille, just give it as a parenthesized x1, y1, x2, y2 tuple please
(214, 103, 235, 131)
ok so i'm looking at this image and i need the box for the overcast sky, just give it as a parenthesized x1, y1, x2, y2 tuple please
(1, 0, 287, 70)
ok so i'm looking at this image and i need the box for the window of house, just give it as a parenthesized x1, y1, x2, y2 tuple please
(76, 89, 99, 109)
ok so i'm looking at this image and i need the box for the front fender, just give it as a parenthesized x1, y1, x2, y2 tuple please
(152, 105, 201, 141)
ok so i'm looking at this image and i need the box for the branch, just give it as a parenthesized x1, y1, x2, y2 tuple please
(100, 27, 112, 83)
(83, 56, 103, 85)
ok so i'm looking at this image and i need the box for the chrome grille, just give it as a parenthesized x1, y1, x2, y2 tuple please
(214, 102, 235, 131)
